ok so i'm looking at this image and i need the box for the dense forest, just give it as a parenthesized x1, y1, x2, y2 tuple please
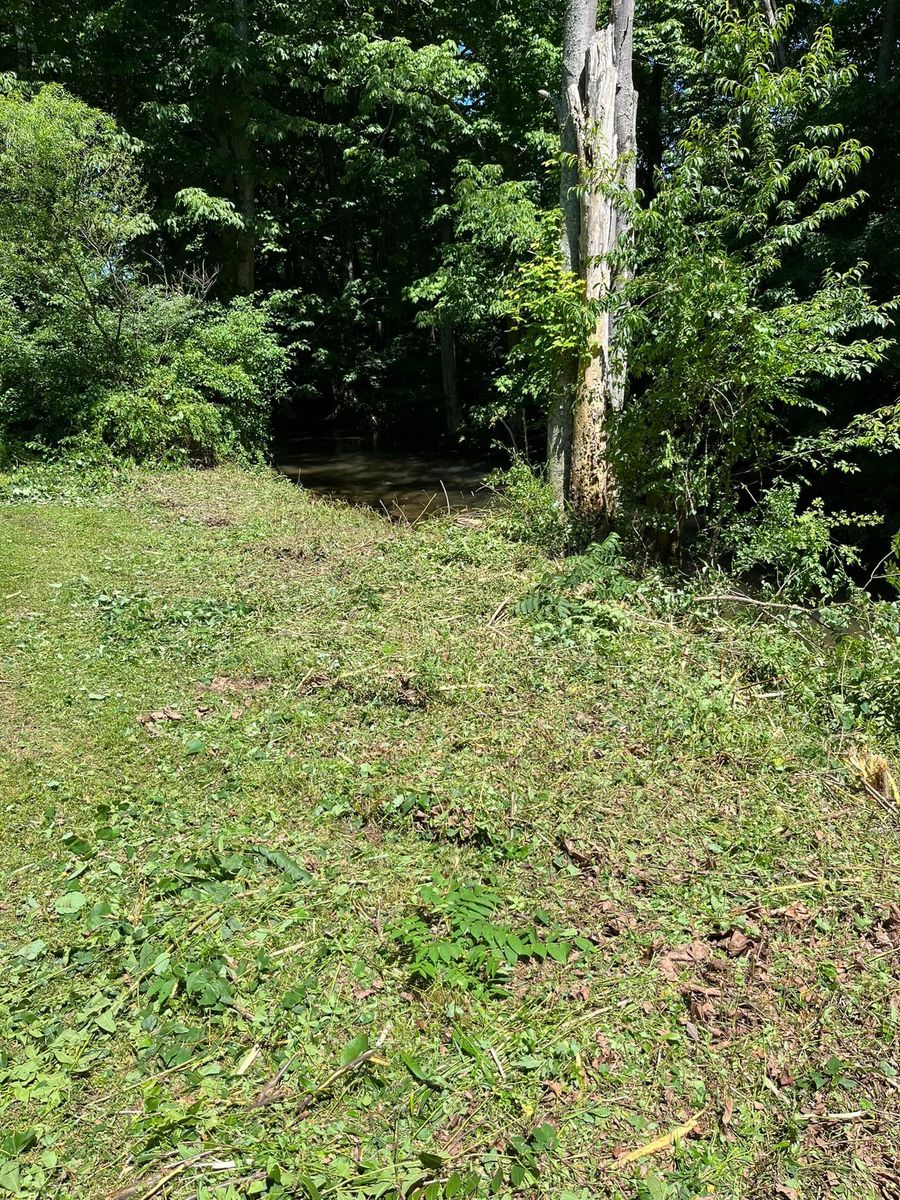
(0, 0, 898, 580)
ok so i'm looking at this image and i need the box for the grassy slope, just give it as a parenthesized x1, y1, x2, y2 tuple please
(0, 466, 897, 1200)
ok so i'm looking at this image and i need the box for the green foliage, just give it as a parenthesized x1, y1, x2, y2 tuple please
(0, 82, 285, 463)
(500, 219, 598, 413)
(724, 482, 875, 601)
(391, 877, 589, 994)
(620, 4, 895, 539)
(96, 296, 287, 465)
(826, 602, 900, 735)
(513, 534, 636, 642)
(409, 163, 543, 357)
(487, 459, 571, 554)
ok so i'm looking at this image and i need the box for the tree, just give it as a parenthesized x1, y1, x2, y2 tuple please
(545, 0, 637, 522)
(618, 6, 894, 549)
(0, 81, 286, 462)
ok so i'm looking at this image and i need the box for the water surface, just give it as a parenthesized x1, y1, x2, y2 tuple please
(275, 440, 494, 521)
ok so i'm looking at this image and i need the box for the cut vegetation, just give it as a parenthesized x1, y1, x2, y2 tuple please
(0, 466, 898, 1200)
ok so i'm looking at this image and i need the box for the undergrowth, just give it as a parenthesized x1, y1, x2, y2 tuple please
(0, 463, 897, 1200)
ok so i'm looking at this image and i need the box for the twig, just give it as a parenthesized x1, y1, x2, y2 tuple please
(108, 1151, 220, 1200)
(614, 1111, 705, 1168)
(439, 479, 451, 516)
(869, 945, 900, 961)
(251, 1048, 303, 1107)
(488, 597, 513, 625)
(796, 1110, 869, 1124)
(252, 1027, 389, 1110)
(693, 592, 813, 616)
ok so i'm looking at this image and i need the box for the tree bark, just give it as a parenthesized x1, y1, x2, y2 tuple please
(761, 0, 787, 70)
(879, 0, 897, 82)
(439, 316, 463, 440)
(231, 0, 255, 294)
(548, 0, 637, 523)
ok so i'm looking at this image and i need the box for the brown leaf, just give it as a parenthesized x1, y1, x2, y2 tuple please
(724, 929, 751, 957)
(722, 1096, 734, 1127)
(658, 940, 710, 981)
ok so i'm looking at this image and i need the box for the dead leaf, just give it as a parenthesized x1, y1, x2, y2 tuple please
(724, 929, 751, 957)
(722, 1096, 734, 1126)
(658, 940, 710, 981)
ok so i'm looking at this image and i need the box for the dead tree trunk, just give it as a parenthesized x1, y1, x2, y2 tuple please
(547, 0, 637, 522)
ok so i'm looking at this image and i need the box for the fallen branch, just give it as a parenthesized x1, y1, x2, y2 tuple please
(693, 592, 813, 615)
(796, 1110, 869, 1124)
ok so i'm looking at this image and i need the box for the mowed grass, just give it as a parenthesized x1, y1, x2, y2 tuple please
(0, 465, 897, 1200)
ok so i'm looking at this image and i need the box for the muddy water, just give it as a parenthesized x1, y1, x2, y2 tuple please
(275, 440, 495, 521)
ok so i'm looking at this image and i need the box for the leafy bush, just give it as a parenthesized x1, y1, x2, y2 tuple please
(94, 295, 286, 465)
(619, 9, 893, 542)
(724, 482, 873, 601)
(488, 458, 571, 554)
(830, 603, 900, 734)
(0, 81, 286, 464)
(513, 534, 636, 643)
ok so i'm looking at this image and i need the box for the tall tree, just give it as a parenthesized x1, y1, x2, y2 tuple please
(547, 0, 637, 521)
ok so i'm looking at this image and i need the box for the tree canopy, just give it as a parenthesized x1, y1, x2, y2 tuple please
(0, 0, 898, 577)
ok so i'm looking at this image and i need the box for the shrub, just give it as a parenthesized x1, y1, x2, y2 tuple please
(93, 294, 286, 465)
(0, 81, 286, 464)
(723, 482, 873, 601)
(488, 459, 571, 555)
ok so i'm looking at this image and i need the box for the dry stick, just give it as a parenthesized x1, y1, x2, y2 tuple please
(614, 1111, 706, 1168)
(108, 1151, 221, 1200)
(796, 1110, 870, 1124)
(693, 592, 812, 614)
(251, 1047, 303, 1107)
(439, 479, 452, 516)
(487, 597, 514, 625)
(252, 1028, 389, 1110)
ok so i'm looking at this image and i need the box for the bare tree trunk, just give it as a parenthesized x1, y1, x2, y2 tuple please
(879, 0, 897, 82)
(439, 316, 462, 439)
(546, 0, 596, 504)
(547, 0, 636, 522)
(761, 0, 787, 70)
(231, 0, 255, 294)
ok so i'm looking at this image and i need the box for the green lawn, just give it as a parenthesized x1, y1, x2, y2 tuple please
(0, 465, 897, 1200)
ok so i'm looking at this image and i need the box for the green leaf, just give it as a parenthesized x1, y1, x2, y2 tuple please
(94, 1010, 117, 1034)
(17, 940, 46, 961)
(0, 1162, 20, 1195)
(339, 1034, 370, 1066)
(54, 891, 86, 915)
(547, 941, 569, 963)
(418, 1151, 446, 1170)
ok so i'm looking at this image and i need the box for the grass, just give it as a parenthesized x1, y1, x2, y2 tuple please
(0, 463, 897, 1200)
